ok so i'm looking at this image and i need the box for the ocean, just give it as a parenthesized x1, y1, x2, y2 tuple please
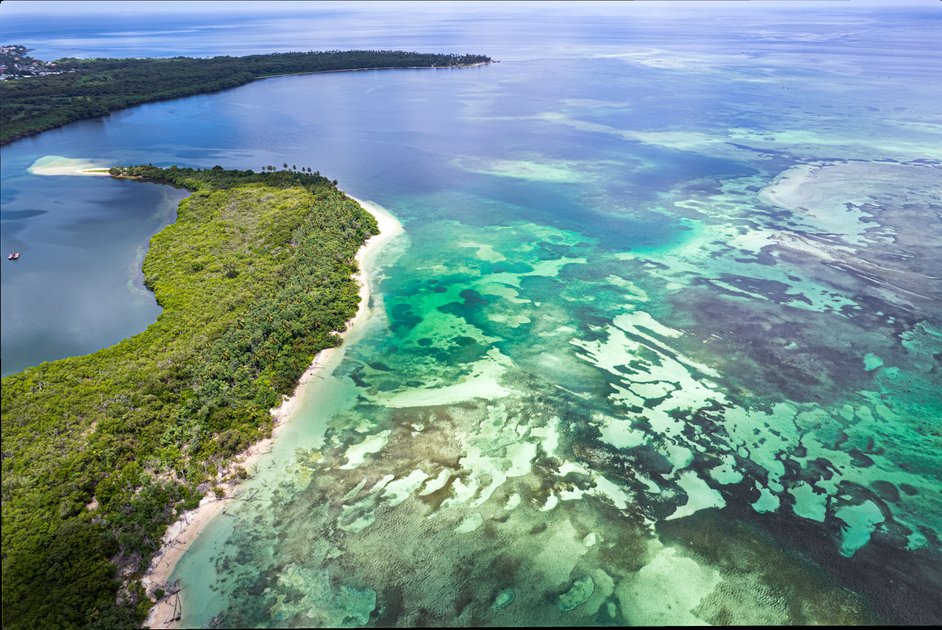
(1, 3, 940, 625)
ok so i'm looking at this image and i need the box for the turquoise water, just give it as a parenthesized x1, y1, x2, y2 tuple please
(1, 4, 940, 625)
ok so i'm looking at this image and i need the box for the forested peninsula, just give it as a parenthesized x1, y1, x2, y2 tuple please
(1, 166, 378, 628)
(0, 49, 491, 144)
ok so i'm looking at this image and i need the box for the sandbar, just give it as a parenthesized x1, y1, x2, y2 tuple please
(28, 155, 112, 176)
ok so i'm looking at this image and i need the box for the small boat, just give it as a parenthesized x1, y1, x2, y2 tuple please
(8, 251, 20, 260)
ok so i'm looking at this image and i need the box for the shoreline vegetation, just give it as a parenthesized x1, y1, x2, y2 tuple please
(0, 49, 491, 145)
(0, 165, 392, 628)
(143, 196, 401, 629)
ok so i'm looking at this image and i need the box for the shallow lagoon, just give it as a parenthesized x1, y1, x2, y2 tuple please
(1, 4, 940, 625)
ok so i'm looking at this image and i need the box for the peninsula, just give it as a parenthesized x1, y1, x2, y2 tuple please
(0, 165, 386, 628)
(0, 49, 491, 144)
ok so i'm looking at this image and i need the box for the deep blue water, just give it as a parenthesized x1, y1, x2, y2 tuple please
(1, 4, 940, 625)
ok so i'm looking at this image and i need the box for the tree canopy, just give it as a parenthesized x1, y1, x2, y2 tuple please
(1, 166, 378, 628)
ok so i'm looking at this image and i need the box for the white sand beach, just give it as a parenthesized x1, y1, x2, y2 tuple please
(27, 155, 112, 176)
(143, 197, 403, 628)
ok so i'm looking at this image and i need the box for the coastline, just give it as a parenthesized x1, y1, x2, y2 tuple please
(142, 196, 402, 628)
(254, 60, 491, 80)
(2, 61, 491, 148)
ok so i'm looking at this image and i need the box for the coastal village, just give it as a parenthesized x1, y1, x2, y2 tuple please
(0, 45, 70, 80)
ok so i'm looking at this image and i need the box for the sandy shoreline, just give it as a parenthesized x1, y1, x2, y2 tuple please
(143, 196, 403, 628)
(34, 166, 111, 176)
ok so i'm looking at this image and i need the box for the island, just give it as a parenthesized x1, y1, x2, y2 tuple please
(0, 165, 385, 628)
(0, 49, 491, 145)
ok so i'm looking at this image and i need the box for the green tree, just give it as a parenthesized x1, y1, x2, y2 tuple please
(1, 165, 378, 628)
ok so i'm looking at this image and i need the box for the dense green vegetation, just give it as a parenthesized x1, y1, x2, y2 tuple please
(0, 49, 490, 144)
(0, 166, 378, 628)
(0, 44, 53, 78)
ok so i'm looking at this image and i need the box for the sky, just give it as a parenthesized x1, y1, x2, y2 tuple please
(1, 0, 934, 17)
